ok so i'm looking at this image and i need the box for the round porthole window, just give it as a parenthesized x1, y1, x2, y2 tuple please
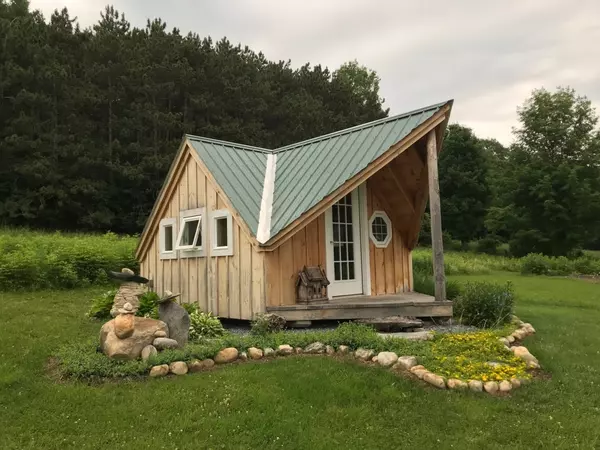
(369, 211, 392, 248)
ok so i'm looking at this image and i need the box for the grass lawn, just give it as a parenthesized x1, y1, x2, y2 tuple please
(1, 274, 600, 449)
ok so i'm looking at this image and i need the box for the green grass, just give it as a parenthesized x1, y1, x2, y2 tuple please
(1, 275, 600, 449)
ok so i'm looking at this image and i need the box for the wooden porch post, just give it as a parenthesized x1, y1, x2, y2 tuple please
(426, 129, 446, 301)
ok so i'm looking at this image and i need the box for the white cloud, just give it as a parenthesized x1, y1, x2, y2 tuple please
(30, 0, 600, 145)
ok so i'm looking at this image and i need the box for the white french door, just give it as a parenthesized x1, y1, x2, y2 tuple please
(325, 189, 363, 297)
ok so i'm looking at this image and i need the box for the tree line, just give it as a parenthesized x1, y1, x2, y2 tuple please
(0, 1, 386, 233)
(2, 1, 599, 257)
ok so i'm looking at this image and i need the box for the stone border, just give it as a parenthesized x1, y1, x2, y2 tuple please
(148, 318, 540, 396)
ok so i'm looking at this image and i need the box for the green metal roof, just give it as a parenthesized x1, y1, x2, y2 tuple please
(187, 136, 269, 234)
(185, 100, 450, 243)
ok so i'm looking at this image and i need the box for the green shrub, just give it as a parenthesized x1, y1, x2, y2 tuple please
(189, 311, 225, 341)
(520, 253, 551, 275)
(182, 303, 198, 314)
(137, 291, 160, 318)
(453, 281, 514, 328)
(250, 313, 286, 335)
(412, 270, 462, 301)
(0, 228, 138, 290)
(86, 289, 118, 319)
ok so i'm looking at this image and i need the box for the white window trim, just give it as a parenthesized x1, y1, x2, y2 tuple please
(177, 208, 206, 258)
(159, 218, 177, 260)
(369, 211, 392, 248)
(210, 209, 234, 257)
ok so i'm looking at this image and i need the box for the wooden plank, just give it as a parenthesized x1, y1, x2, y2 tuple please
(317, 214, 327, 269)
(367, 183, 377, 295)
(179, 163, 188, 302)
(262, 109, 449, 251)
(393, 227, 404, 293)
(239, 236, 252, 319)
(265, 248, 280, 307)
(408, 250, 414, 291)
(384, 238, 395, 294)
(218, 256, 228, 317)
(251, 249, 263, 317)
(386, 166, 415, 213)
(293, 228, 307, 272)
(228, 223, 241, 318)
(187, 162, 199, 307)
(305, 219, 320, 266)
(265, 302, 452, 321)
(278, 238, 295, 305)
(402, 244, 410, 292)
(207, 180, 218, 313)
(427, 129, 446, 301)
(197, 169, 208, 311)
(407, 145, 430, 249)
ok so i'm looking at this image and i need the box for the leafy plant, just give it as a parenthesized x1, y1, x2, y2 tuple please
(475, 237, 500, 255)
(453, 281, 514, 328)
(413, 270, 462, 301)
(86, 289, 118, 319)
(182, 303, 199, 315)
(137, 291, 160, 318)
(250, 313, 286, 335)
(520, 253, 551, 275)
(189, 311, 226, 341)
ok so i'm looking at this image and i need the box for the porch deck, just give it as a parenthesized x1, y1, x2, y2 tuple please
(266, 292, 452, 321)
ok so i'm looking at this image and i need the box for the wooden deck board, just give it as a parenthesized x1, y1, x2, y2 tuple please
(266, 292, 452, 320)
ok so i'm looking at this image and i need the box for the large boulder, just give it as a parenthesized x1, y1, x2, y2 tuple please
(100, 317, 168, 360)
(158, 300, 190, 347)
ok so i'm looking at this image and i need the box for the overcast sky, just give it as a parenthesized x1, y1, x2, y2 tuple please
(30, 0, 600, 145)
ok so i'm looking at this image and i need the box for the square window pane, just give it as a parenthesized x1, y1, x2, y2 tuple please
(333, 244, 340, 261)
(181, 219, 199, 246)
(341, 262, 348, 280)
(164, 225, 173, 251)
(346, 223, 353, 242)
(333, 223, 340, 242)
(349, 262, 355, 280)
(216, 217, 228, 247)
(341, 243, 347, 262)
(348, 243, 354, 261)
(334, 262, 341, 281)
(332, 205, 338, 223)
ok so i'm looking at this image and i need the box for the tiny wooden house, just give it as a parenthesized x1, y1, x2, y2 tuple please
(137, 101, 453, 321)
(296, 266, 329, 304)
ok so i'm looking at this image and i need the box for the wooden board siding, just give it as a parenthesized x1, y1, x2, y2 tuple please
(138, 151, 264, 320)
(264, 214, 326, 306)
(366, 179, 413, 295)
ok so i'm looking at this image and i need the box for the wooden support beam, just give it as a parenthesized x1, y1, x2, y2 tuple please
(426, 130, 446, 301)
(385, 166, 415, 214)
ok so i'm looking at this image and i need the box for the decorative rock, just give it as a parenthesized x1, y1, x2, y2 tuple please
(447, 379, 468, 390)
(201, 358, 215, 369)
(114, 313, 135, 339)
(169, 361, 188, 375)
(499, 337, 510, 347)
(214, 347, 239, 364)
(295, 347, 303, 354)
(468, 380, 483, 392)
(507, 335, 515, 343)
(354, 348, 375, 361)
(357, 316, 423, 332)
(510, 378, 521, 389)
(248, 347, 263, 360)
(153, 337, 179, 350)
(526, 360, 540, 369)
(100, 317, 168, 360)
(141, 345, 157, 361)
(337, 345, 349, 355)
(512, 346, 539, 366)
(154, 330, 167, 338)
(396, 356, 418, 370)
(263, 347, 275, 357)
(240, 352, 248, 361)
(423, 373, 446, 389)
(158, 298, 190, 346)
(377, 351, 398, 367)
(484, 381, 499, 394)
(325, 345, 335, 355)
(149, 364, 169, 377)
(499, 380, 512, 393)
(522, 323, 535, 334)
(409, 365, 426, 373)
(304, 342, 326, 354)
(412, 369, 429, 380)
(186, 359, 215, 372)
(277, 344, 293, 356)
(512, 329, 526, 340)
(371, 356, 378, 363)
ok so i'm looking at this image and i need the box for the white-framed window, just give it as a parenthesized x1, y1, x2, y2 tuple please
(159, 218, 177, 260)
(177, 208, 206, 258)
(210, 209, 234, 257)
(369, 211, 392, 248)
